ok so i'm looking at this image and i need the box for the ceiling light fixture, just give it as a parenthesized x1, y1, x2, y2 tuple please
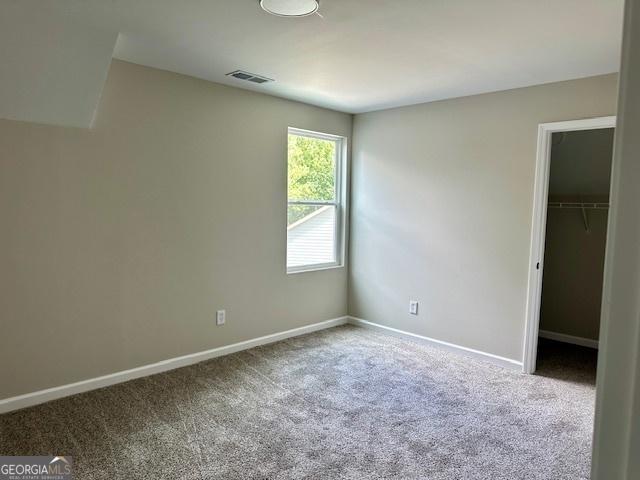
(260, 0, 319, 17)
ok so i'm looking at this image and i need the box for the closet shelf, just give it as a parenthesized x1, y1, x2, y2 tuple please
(548, 201, 609, 209)
(548, 201, 609, 232)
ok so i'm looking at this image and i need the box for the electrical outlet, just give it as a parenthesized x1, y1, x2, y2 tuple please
(216, 310, 226, 326)
(409, 300, 419, 315)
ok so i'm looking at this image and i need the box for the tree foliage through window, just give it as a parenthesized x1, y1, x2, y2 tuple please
(287, 134, 336, 224)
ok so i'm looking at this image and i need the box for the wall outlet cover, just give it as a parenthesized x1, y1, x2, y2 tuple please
(409, 301, 419, 315)
(216, 310, 226, 325)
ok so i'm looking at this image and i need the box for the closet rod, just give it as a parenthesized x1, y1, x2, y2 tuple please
(547, 202, 609, 209)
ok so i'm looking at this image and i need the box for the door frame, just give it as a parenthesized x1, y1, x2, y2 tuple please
(522, 115, 617, 374)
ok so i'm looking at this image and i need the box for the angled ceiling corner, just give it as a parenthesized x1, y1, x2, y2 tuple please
(0, 0, 119, 128)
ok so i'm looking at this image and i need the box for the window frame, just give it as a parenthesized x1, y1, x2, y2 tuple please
(286, 127, 347, 274)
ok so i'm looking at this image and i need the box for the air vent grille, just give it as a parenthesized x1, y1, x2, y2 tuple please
(226, 70, 274, 84)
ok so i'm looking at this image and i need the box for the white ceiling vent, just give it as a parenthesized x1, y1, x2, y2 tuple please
(226, 70, 274, 84)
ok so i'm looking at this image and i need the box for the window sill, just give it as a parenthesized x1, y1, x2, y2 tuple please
(286, 263, 344, 275)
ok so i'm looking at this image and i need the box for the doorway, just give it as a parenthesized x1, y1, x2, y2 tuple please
(523, 116, 616, 375)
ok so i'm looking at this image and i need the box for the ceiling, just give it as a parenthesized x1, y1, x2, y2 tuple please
(0, 1, 117, 127)
(0, 0, 625, 126)
(112, 0, 625, 113)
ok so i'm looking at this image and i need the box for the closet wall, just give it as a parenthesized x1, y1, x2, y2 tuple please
(540, 128, 615, 343)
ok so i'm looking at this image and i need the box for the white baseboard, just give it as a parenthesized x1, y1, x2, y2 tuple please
(348, 316, 523, 371)
(0, 316, 349, 414)
(1, 315, 528, 414)
(539, 329, 599, 349)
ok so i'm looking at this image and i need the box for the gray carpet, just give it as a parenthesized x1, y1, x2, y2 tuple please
(0, 325, 597, 479)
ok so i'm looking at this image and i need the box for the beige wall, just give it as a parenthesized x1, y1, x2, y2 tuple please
(592, 0, 640, 477)
(548, 129, 614, 197)
(349, 74, 618, 362)
(540, 208, 609, 341)
(0, 60, 352, 399)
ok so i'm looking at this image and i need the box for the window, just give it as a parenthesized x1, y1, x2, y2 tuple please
(287, 128, 346, 273)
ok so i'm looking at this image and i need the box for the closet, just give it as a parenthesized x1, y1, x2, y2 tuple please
(536, 127, 615, 374)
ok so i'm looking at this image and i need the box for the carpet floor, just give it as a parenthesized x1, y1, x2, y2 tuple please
(0, 326, 597, 479)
